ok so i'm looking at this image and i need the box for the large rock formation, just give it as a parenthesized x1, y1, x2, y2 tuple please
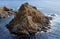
(6, 3, 51, 36)
(0, 6, 15, 18)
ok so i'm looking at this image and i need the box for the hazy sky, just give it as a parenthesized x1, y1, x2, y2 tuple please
(0, 0, 60, 13)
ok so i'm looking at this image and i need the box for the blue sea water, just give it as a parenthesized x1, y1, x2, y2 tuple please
(0, 0, 60, 39)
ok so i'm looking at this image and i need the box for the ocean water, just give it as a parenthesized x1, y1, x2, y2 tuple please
(0, 0, 60, 39)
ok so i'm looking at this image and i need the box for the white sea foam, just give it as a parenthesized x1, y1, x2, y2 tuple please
(47, 14, 60, 32)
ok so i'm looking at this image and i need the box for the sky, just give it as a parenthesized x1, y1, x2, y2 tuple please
(0, 0, 60, 14)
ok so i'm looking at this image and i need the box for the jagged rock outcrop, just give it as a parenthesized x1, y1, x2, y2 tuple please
(6, 3, 51, 36)
(0, 6, 13, 11)
(0, 6, 15, 18)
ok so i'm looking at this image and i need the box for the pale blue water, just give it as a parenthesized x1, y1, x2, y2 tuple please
(0, 0, 60, 39)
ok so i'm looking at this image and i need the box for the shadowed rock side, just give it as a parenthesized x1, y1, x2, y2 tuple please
(6, 3, 51, 37)
(0, 6, 16, 18)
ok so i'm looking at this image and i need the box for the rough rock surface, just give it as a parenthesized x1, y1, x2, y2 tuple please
(6, 3, 51, 36)
(0, 6, 13, 11)
(0, 6, 15, 18)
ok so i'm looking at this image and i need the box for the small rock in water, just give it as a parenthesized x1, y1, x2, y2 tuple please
(51, 14, 56, 17)
(0, 6, 16, 18)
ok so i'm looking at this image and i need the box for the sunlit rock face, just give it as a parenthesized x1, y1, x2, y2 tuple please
(0, 6, 15, 18)
(6, 3, 51, 36)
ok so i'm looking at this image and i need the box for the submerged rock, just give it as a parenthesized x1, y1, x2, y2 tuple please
(6, 3, 51, 36)
(0, 6, 15, 18)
